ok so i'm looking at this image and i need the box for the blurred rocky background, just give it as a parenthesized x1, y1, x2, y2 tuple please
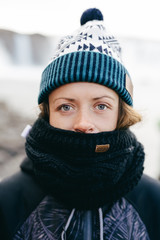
(0, 101, 31, 179)
(0, 29, 58, 179)
(0, 29, 160, 180)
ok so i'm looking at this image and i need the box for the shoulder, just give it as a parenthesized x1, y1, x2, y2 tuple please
(0, 170, 45, 240)
(126, 174, 160, 206)
(0, 168, 45, 208)
(126, 174, 160, 240)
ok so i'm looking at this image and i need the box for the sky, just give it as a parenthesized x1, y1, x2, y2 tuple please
(0, 0, 160, 40)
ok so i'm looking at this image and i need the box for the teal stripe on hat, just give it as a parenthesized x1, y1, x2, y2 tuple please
(47, 62, 52, 87)
(113, 59, 118, 90)
(50, 60, 57, 89)
(45, 62, 53, 91)
(122, 66, 125, 85)
(82, 52, 89, 80)
(110, 57, 114, 87)
(115, 62, 119, 90)
(70, 52, 77, 82)
(113, 60, 117, 88)
(65, 53, 72, 83)
(48, 62, 55, 89)
(88, 52, 94, 81)
(93, 52, 99, 82)
(117, 61, 122, 89)
(55, 56, 63, 86)
(104, 54, 109, 84)
(120, 65, 125, 93)
(59, 54, 67, 84)
(76, 51, 83, 81)
(99, 53, 105, 83)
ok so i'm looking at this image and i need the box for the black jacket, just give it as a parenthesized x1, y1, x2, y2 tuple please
(0, 158, 160, 240)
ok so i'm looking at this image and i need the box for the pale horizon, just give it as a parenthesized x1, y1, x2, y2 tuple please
(0, 0, 160, 41)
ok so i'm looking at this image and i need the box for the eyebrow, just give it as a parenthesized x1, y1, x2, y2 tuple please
(92, 95, 115, 101)
(52, 97, 75, 103)
(53, 95, 115, 103)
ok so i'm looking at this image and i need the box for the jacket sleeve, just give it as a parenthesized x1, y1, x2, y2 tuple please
(0, 170, 45, 240)
(126, 174, 160, 240)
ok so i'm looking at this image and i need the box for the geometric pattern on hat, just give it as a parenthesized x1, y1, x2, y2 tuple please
(52, 21, 122, 65)
(38, 8, 133, 106)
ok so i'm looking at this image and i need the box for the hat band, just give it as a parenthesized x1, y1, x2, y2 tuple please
(38, 51, 132, 105)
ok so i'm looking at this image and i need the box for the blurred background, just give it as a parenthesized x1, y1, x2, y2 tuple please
(0, 0, 160, 180)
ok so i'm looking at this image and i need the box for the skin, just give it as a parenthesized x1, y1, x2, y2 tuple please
(48, 82, 119, 133)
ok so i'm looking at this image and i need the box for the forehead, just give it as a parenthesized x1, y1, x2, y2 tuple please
(49, 82, 119, 100)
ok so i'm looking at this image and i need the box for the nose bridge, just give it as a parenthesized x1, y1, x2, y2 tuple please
(74, 106, 94, 132)
(77, 106, 91, 124)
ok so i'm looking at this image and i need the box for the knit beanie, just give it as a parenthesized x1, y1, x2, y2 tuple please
(38, 8, 133, 106)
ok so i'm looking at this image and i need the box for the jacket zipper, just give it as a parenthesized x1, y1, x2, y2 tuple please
(83, 210, 92, 240)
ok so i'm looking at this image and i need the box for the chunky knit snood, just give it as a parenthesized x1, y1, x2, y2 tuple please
(25, 118, 144, 209)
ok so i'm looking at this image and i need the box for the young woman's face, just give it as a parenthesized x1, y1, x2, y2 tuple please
(49, 82, 119, 133)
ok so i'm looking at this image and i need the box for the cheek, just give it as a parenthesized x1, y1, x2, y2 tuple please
(95, 110, 119, 131)
(109, 109, 119, 127)
(110, 111, 119, 130)
(49, 110, 56, 127)
(49, 111, 74, 130)
(49, 109, 60, 127)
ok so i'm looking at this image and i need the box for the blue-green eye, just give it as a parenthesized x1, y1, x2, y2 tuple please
(96, 104, 107, 110)
(60, 105, 72, 111)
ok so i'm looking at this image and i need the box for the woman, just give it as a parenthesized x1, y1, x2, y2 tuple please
(0, 8, 160, 240)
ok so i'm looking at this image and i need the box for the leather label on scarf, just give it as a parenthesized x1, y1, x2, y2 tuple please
(95, 144, 110, 153)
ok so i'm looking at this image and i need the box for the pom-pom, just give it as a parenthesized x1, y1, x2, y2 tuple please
(80, 8, 103, 26)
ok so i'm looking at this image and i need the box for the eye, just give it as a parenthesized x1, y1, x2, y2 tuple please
(59, 104, 73, 112)
(96, 104, 107, 111)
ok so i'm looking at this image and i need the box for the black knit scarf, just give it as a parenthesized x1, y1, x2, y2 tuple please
(25, 118, 144, 209)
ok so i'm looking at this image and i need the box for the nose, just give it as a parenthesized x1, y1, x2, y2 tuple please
(73, 110, 96, 133)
